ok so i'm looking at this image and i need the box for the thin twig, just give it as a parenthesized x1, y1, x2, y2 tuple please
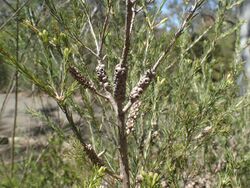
(44, 0, 99, 58)
(67, 29, 99, 58)
(0, 0, 30, 31)
(184, 25, 213, 54)
(2, 0, 15, 11)
(11, 0, 20, 177)
(0, 74, 15, 119)
(98, 0, 112, 56)
(81, 1, 114, 99)
(152, 0, 205, 72)
(90, 1, 117, 113)
(85, 5, 100, 53)
(80, 5, 98, 35)
(120, 1, 136, 67)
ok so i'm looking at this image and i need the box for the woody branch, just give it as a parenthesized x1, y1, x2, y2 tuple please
(113, 0, 136, 187)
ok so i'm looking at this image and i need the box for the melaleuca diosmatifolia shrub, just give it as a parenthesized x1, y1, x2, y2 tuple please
(0, 0, 248, 187)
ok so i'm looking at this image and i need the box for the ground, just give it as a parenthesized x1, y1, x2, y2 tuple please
(0, 92, 65, 162)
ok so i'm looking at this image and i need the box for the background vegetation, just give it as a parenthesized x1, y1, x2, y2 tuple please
(0, 0, 250, 187)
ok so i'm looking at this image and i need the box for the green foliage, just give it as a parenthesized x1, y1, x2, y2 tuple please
(0, 0, 249, 187)
(0, 136, 108, 188)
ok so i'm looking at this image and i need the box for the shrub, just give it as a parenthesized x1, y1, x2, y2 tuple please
(1, 0, 249, 187)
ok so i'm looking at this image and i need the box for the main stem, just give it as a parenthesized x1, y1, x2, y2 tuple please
(118, 111, 130, 188)
(115, 1, 135, 187)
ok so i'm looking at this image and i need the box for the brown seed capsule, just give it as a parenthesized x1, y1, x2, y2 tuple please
(96, 63, 110, 91)
(113, 63, 127, 102)
(129, 69, 156, 102)
(126, 100, 141, 135)
(69, 66, 97, 92)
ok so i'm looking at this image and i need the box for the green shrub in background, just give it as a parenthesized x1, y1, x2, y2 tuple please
(1, 0, 250, 187)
